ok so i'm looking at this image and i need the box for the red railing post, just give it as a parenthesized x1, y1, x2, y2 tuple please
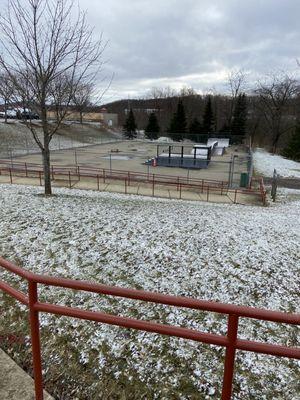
(28, 281, 44, 400)
(222, 314, 239, 400)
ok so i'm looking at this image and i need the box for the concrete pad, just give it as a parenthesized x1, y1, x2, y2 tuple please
(0, 349, 54, 400)
(137, 186, 154, 197)
(126, 185, 139, 195)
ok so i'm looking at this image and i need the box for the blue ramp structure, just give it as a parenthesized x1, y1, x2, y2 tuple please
(146, 143, 218, 169)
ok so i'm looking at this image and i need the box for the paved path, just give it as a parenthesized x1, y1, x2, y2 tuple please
(264, 176, 300, 189)
(0, 173, 262, 206)
(0, 349, 54, 400)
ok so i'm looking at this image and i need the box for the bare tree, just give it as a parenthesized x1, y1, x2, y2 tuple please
(0, 0, 106, 195)
(255, 73, 299, 153)
(0, 72, 14, 122)
(226, 69, 247, 126)
(72, 82, 94, 124)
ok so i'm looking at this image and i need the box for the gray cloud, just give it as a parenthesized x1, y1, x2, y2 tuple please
(1, 0, 299, 100)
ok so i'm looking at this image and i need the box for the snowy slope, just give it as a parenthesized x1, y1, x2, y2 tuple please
(0, 185, 299, 399)
(254, 148, 300, 178)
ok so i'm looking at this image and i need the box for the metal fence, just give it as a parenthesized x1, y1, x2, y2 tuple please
(0, 160, 266, 205)
(0, 257, 299, 400)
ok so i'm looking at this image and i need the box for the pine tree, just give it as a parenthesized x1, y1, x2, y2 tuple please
(282, 126, 300, 161)
(202, 96, 214, 134)
(218, 123, 231, 134)
(231, 93, 247, 137)
(189, 117, 203, 142)
(167, 99, 187, 141)
(123, 108, 137, 139)
(189, 117, 202, 133)
(145, 112, 160, 140)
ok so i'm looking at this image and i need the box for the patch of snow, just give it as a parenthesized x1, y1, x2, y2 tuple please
(254, 148, 300, 178)
(0, 184, 299, 398)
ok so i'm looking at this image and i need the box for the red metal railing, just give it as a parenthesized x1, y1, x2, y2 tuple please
(0, 257, 299, 399)
(0, 160, 264, 205)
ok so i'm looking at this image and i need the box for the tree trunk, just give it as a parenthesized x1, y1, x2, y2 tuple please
(42, 141, 52, 195)
(4, 99, 7, 123)
(41, 98, 52, 195)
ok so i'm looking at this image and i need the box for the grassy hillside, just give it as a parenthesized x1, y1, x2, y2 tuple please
(0, 121, 121, 158)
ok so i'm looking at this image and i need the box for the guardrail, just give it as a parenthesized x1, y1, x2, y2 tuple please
(0, 160, 265, 205)
(0, 257, 299, 399)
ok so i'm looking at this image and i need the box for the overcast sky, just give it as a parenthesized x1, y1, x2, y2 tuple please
(78, 0, 300, 102)
(1, 0, 300, 102)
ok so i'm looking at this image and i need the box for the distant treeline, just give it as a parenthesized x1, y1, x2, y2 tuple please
(103, 74, 300, 159)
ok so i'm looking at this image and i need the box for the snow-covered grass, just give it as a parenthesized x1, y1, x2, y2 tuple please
(0, 185, 299, 399)
(254, 148, 300, 178)
(0, 121, 120, 158)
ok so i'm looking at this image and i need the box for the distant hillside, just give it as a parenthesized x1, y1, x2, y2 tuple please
(103, 95, 211, 132)
(103, 93, 298, 150)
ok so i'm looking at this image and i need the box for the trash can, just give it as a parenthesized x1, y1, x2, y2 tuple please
(240, 173, 248, 188)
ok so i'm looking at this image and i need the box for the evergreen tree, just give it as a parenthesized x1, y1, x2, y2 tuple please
(231, 93, 247, 137)
(189, 117, 203, 142)
(202, 96, 214, 134)
(123, 108, 137, 139)
(218, 123, 231, 134)
(167, 99, 187, 141)
(282, 126, 300, 161)
(189, 117, 202, 133)
(145, 112, 160, 140)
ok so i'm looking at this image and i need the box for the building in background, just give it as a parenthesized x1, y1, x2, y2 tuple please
(47, 106, 118, 127)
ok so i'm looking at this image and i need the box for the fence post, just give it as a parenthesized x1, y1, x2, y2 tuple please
(68, 171, 71, 189)
(51, 166, 54, 180)
(221, 314, 239, 400)
(9, 168, 12, 184)
(39, 171, 42, 186)
(28, 281, 44, 400)
(152, 174, 155, 197)
(125, 178, 127, 194)
(202, 179, 204, 193)
(234, 189, 237, 204)
(25, 162, 28, 177)
(179, 183, 182, 199)
(207, 186, 209, 202)
(103, 169, 106, 184)
(221, 181, 223, 195)
(97, 174, 100, 191)
(77, 166, 80, 181)
(128, 172, 130, 186)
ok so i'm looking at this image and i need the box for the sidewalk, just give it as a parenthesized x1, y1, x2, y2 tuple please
(0, 349, 54, 400)
(0, 174, 262, 206)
